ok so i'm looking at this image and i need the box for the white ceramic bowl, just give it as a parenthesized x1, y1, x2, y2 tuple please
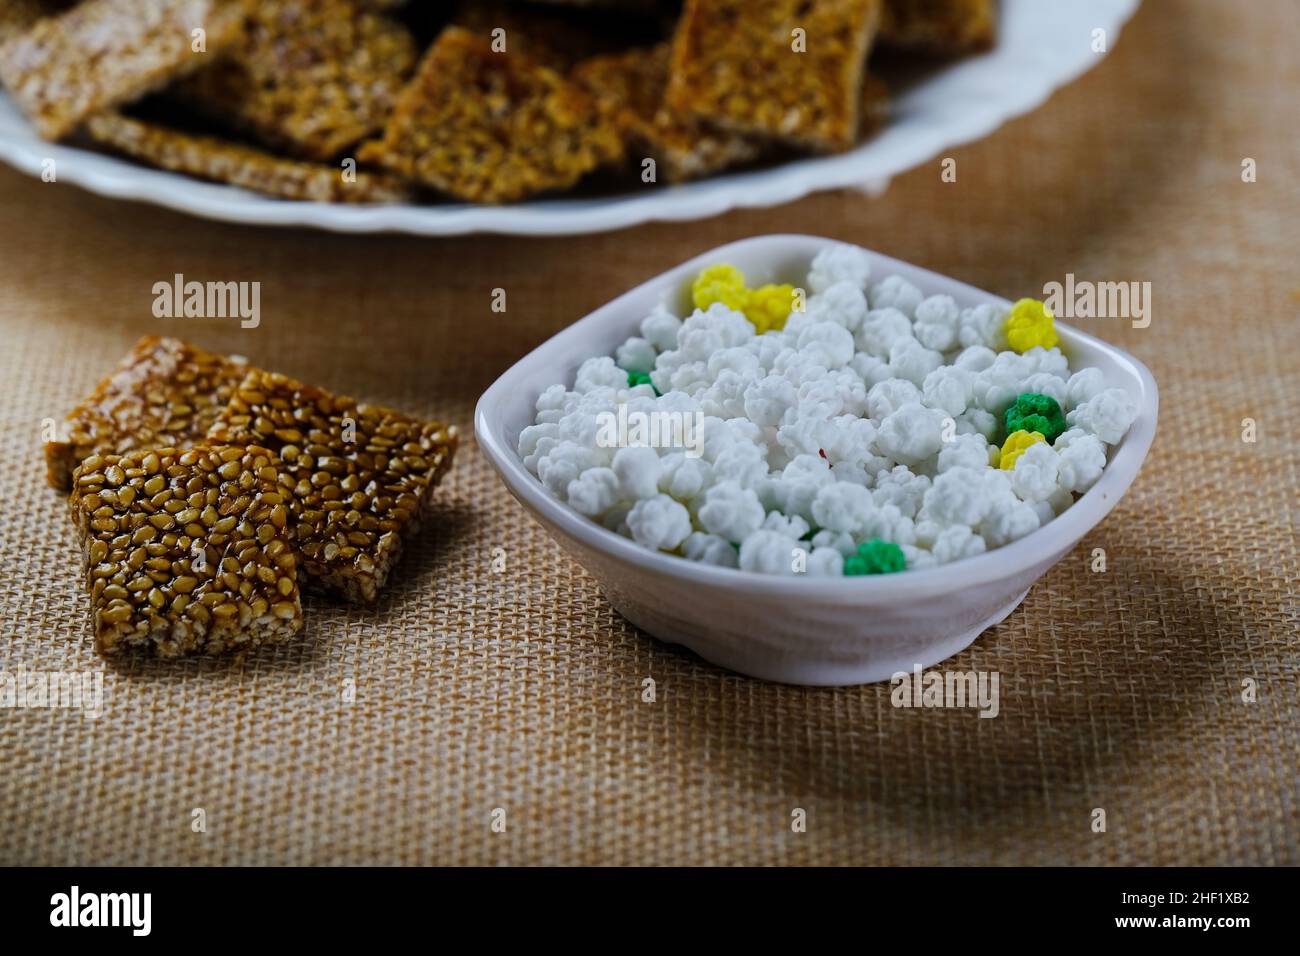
(0, 0, 1140, 235)
(475, 235, 1158, 684)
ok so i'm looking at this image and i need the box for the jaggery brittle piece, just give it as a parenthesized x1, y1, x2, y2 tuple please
(0, 0, 47, 29)
(85, 113, 413, 203)
(207, 371, 458, 604)
(69, 445, 303, 657)
(451, 0, 629, 72)
(517, 0, 663, 8)
(44, 336, 250, 491)
(858, 72, 889, 140)
(879, 0, 996, 55)
(0, 1, 60, 46)
(176, 0, 417, 161)
(666, 0, 882, 153)
(573, 43, 761, 182)
(575, 43, 889, 177)
(357, 26, 622, 203)
(0, 0, 244, 139)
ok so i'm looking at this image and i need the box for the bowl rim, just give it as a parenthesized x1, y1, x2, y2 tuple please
(475, 234, 1159, 600)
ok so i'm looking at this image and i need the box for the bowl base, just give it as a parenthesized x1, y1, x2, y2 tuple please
(613, 587, 1031, 686)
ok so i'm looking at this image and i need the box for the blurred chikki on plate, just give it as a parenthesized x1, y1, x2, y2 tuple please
(576, 42, 889, 181)
(69, 445, 304, 657)
(522, 0, 665, 9)
(666, 0, 883, 152)
(358, 26, 622, 203)
(176, 0, 416, 161)
(858, 72, 890, 138)
(45, 336, 251, 491)
(573, 43, 761, 182)
(206, 370, 458, 604)
(0, 0, 62, 45)
(85, 113, 413, 203)
(0, 0, 244, 139)
(451, 0, 631, 72)
(880, 0, 996, 55)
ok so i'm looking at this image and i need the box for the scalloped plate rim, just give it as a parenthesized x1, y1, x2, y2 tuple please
(0, 0, 1141, 236)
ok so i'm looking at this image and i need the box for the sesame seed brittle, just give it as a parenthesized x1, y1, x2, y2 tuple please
(176, 0, 417, 161)
(207, 371, 458, 605)
(665, 0, 883, 153)
(879, 0, 997, 55)
(45, 336, 252, 491)
(575, 41, 888, 180)
(0, 0, 60, 46)
(85, 113, 413, 203)
(356, 26, 622, 204)
(858, 72, 890, 140)
(69, 445, 304, 657)
(451, 0, 630, 73)
(572, 43, 762, 183)
(516, 0, 662, 8)
(0, 0, 244, 140)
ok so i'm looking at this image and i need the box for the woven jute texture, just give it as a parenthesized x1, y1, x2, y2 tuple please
(1, 0, 1296, 865)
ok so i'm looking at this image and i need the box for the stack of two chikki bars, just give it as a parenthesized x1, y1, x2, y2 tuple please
(50, 337, 457, 658)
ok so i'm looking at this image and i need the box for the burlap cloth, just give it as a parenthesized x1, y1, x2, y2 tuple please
(1, 1, 1296, 866)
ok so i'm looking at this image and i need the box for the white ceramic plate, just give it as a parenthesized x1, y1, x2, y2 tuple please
(475, 235, 1158, 685)
(0, 0, 1140, 236)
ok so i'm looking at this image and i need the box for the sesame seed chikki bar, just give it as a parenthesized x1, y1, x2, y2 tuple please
(45, 336, 251, 491)
(575, 42, 889, 179)
(0, 0, 244, 140)
(451, 1, 629, 72)
(666, 0, 883, 153)
(879, 0, 996, 55)
(356, 26, 622, 203)
(207, 371, 458, 604)
(572, 43, 762, 183)
(176, 0, 417, 161)
(858, 72, 890, 140)
(69, 446, 303, 657)
(84, 113, 413, 203)
(518, 0, 662, 9)
(0, 1, 59, 47)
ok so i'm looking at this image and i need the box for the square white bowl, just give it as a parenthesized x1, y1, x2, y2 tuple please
(475, 235, 1158, 685)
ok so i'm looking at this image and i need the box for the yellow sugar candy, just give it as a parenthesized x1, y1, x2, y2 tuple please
(691, 263, 748, 312)
(744, 283, 796, 333)
(691, 264, 797, 334)
(1004, 298, 1060, 353)
(999, 430, 1046, 470)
